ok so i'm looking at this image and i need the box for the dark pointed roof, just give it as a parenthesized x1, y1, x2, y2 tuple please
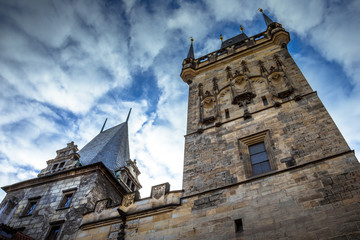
(78, 122, 130, 172)
(259, 9, 274, 27)
(220, 32, 248, 49)
(187, 41, 195, 59)
(262, 12, 274, 26)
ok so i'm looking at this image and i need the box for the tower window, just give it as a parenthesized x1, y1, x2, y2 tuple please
(249, 142, 271, 175)
(262, 96, 268, 106)
(235, 218, 243, 233)
(225, 109, 230, 119)
(52, 164, 58, 170)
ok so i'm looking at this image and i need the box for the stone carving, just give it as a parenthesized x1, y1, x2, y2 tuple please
(225, 66, 233, 80)
(268, 71, 294, 99)
(212, 78, 219, 92)
(122, 193, 135, 207)
(231, 75, 256, 107)
(241, 60, 250, 74)
(198, 83, 218, 125)
(258, 60, 268, 76)
(273, 54, 283, 69)
(151, 183, 170, 200)
(94, 199, 109, 214)
(198, 83, 204, 97)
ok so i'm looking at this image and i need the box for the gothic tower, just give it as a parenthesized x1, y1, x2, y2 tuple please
(178, 11, 360, 238)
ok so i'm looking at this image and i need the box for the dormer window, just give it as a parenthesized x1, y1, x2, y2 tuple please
(59, 162, 65, 169)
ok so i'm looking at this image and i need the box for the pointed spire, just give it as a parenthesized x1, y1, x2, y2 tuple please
(258, 8, 274, 27)
(100, 118, 108, 133)
(126, 108, 132, 123)
(187, 37, 195, 59)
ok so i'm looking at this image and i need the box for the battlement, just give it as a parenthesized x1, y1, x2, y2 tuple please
(181, 22, 289, 84)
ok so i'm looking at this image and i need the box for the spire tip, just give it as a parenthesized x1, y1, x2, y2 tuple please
(126, 108, 132, 123)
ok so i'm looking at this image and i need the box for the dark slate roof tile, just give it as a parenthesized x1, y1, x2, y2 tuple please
(78, 122, 129, 172)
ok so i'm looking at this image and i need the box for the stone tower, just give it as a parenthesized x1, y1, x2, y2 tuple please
(178, 11, 360, 238)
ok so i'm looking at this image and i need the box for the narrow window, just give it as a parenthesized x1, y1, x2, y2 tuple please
(23, 199, 39, 216)
(225, 109, 230, 119)
(26, 201, 37, 215)
(262, 96, 268, 106)
(46, 225, 62, 240)
(52, 164, 58, 170)
(235, 219, 243, 233)
(126, 178, 131, 187)
(60, 193, 73, 208)
(249, 142, 271, 175)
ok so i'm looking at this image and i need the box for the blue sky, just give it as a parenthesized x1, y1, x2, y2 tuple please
(0, 0, 359, 201)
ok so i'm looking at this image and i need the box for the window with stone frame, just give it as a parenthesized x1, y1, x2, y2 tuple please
(58, 188, 76, 209)
(249, 142, 271, 175)
(46, 221, 64, 240)
(22, 197, 41, 216)
(238, 130, 277, 177)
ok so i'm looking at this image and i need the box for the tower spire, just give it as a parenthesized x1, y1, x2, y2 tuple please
(187, 37, 195, 59)
(100, 118, 107, 133)
(126, 108, 132, 123)
(258, 8, 274, 27)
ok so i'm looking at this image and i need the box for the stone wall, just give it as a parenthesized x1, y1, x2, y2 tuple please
(0, 166, 123, 240)
(76, 152, 360, 239)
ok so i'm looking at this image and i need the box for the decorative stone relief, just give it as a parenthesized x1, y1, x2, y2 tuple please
(258, 60, 268, 76)
(241, 60, 250, 74)
(151, 183, 170, 200)
(230, 74, 256, 107)
(268, 71, 294, 99)
(198, 81, 219, 125)
(122, 193, 135, 207)
(225, 66, 233, 80)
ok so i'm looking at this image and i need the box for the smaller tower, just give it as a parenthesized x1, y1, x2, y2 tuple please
(38, 141, 80, 176)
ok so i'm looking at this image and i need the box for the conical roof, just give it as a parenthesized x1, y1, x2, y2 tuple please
(262, 12, 274, 26)
(187, 40, 195, 59)
(78, 122, 130, 172)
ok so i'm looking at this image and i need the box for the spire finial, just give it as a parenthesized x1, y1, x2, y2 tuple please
(220, 34, 223, 43)
(100, 118, 108, 133)
(258, 8, 274, 27)
(240, 25, 244, 33)
(187, 37, 195, 59)
(126, 108, 132, 123)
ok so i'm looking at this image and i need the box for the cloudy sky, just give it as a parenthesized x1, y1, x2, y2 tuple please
(0, 0, 359, 201)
